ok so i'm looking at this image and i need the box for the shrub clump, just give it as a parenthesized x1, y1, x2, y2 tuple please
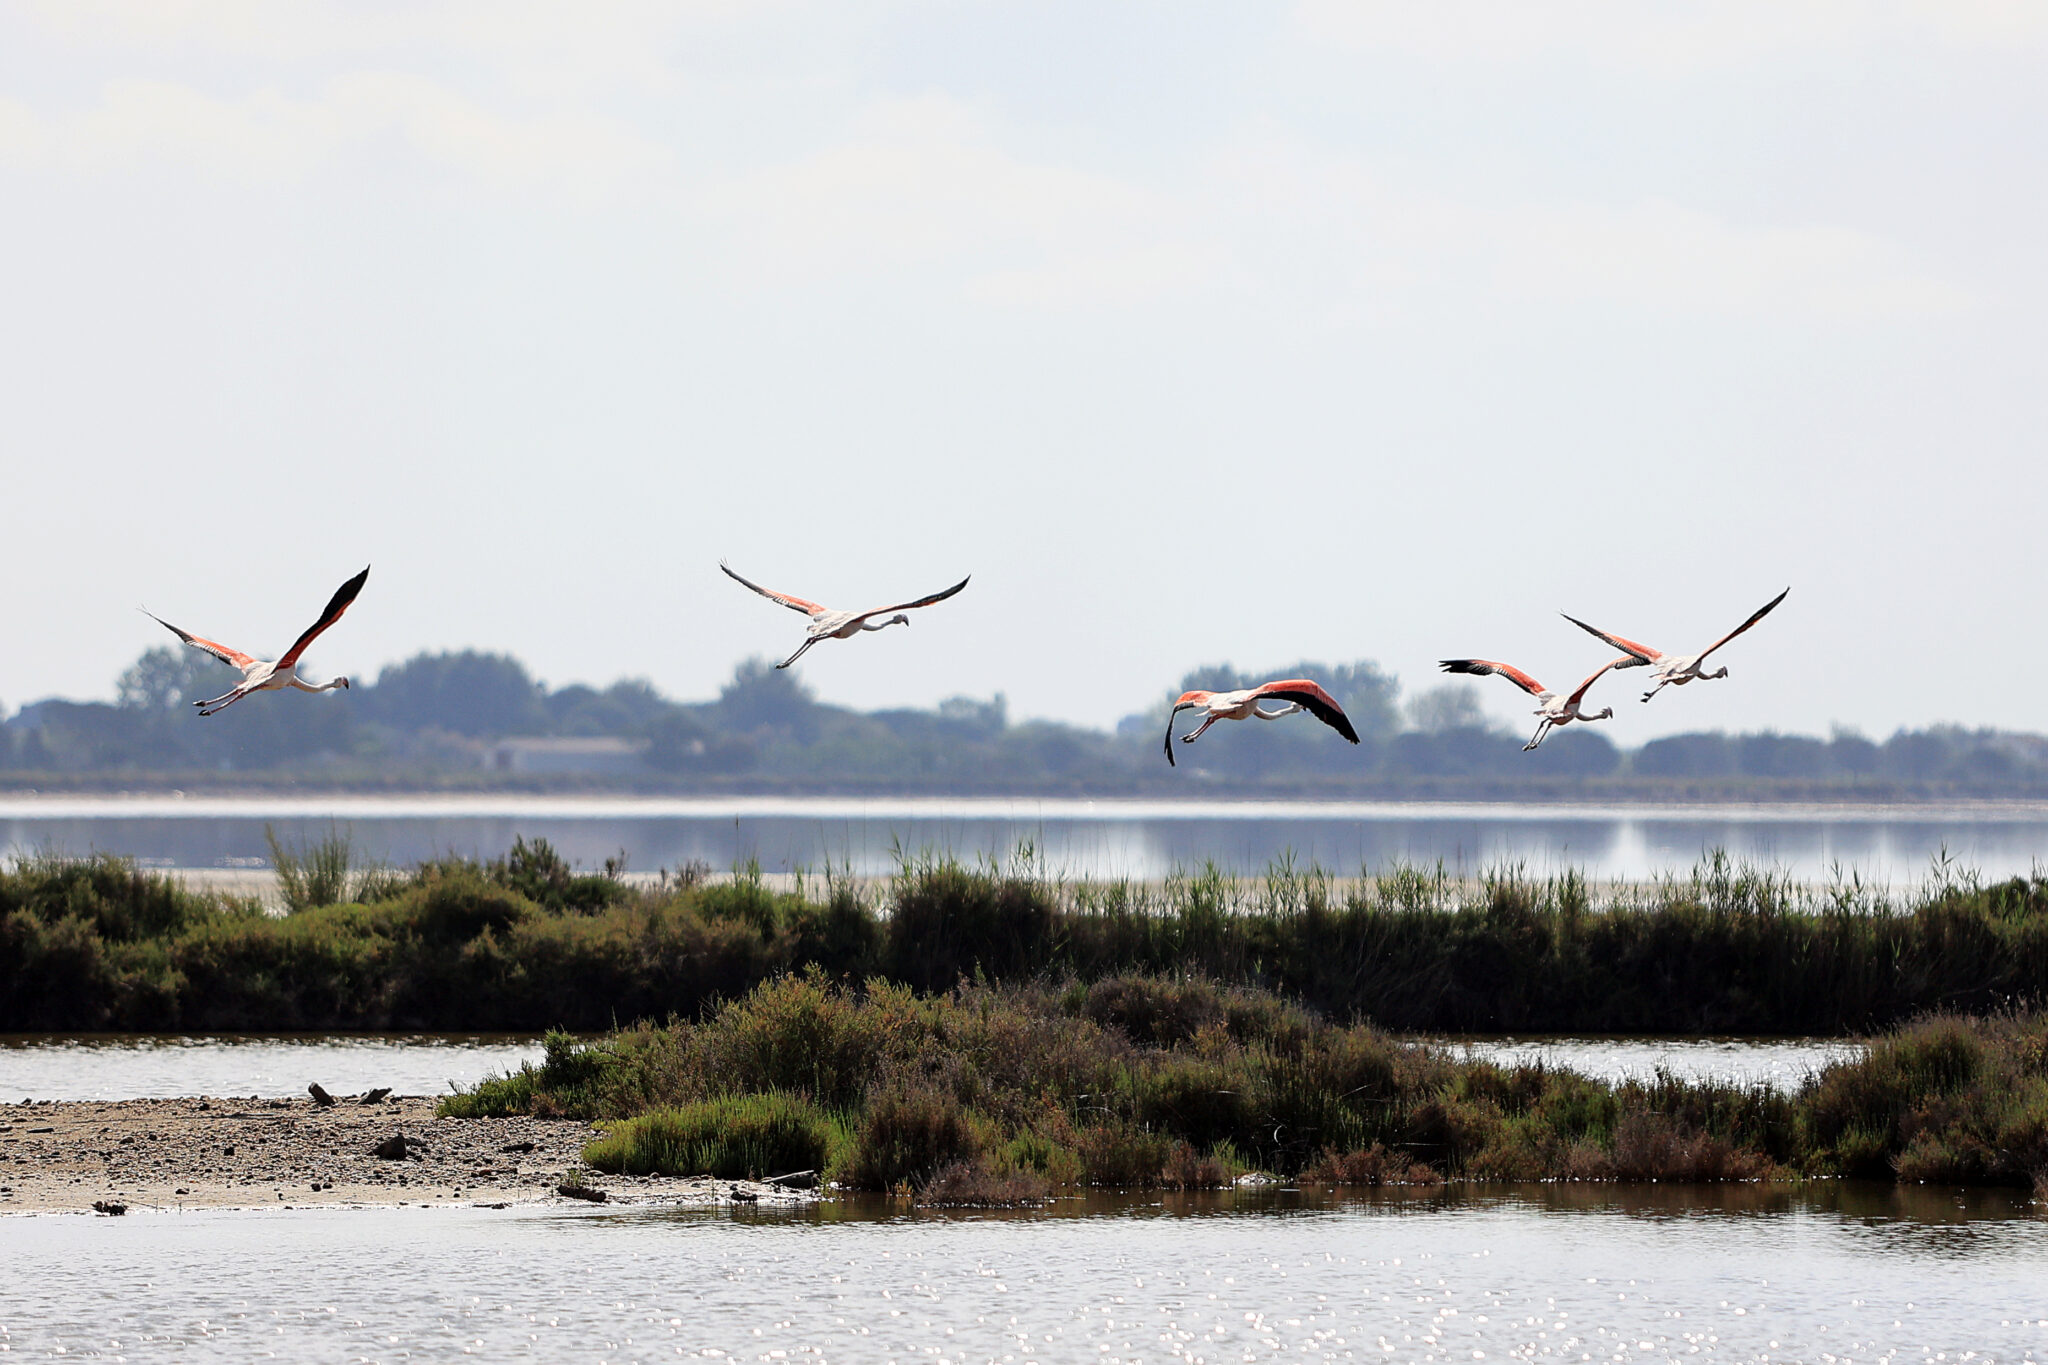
(1799, 1013, 2048, 1184)
(583, 1093, 837, 1180)
(442, 972, 2048, 1193)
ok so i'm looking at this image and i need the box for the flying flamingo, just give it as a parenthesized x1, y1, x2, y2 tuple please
(1436, 656, 1628, 751)
(1561, 587, 1790, 703)
(720, 562, 970, 669)
(1163, 680, 1360, 767)
(142, 567, 370, 717)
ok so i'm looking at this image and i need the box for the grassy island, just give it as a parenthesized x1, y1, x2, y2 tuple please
(441, 974, 2048, 1199)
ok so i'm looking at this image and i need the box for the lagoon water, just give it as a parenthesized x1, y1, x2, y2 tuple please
(0, 1034, 548, 1103)
(0, 1035, 1863, 1104)
(6, 793, 2048, 884)
(4, 1187, 2044, 1363)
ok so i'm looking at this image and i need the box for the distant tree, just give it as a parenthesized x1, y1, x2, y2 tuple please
(1403, 683, 1493, 734)
(117, 646, 225, 713)
(1736, 732, 1831, 779)
(644, 710, 711, 774)
(1828, 727, 1881, 776)
(718, 658, 818, 738)
(1953, 745, 2016, 784)
(13, 725, 51, 770)
(1881, 730, 1952, 782)
(1632, 733, 1736, 778)
(545, 679, 679, 737)
(936, 694, 1007, 740)
(364, 651, 545, 737)
(999, 721, 1099, 779)
(1523, 728, 1621, 777)
(1384, 726, 1519, 777)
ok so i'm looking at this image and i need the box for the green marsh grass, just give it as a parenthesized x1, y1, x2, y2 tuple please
(7, 842, 2048, 1034)
(583, 1093, 839, 1180)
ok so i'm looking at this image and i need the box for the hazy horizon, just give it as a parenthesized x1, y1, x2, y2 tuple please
(4, 3, 2042, 744)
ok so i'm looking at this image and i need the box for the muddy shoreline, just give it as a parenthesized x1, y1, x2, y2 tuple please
(0, 1094, 812, 1215)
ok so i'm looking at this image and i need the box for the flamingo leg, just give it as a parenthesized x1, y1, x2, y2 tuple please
(777, 637, 821, 670)
(1641, 678, 1670, 704)
(193, 687, 240, 710)
(1252, 704, 1302, 721)
(1181, 715, 1221, 744)
(1523, 718, 1552, 751)
(198, 689, 252, 717)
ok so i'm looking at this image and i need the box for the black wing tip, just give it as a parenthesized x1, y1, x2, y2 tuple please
(1438, 659, 1476, 674)
(1162, 699, 1192, 767)
(330, 566, 371, 602)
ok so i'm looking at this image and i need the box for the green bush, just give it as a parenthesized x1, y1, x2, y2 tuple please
(583, 1093, 837, 1179)
(838, 1085, 992, 1191)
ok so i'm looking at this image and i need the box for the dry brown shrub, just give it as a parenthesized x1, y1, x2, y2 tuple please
(1160, 1142, 1236, 1190)
(1557, 1141, 1615, 1181)
(1610, 1112, 1775, 1181)
(1303, 1143, 1441, 1186)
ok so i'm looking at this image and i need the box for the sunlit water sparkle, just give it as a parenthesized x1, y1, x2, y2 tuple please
(1, 1188, 2042, 1363)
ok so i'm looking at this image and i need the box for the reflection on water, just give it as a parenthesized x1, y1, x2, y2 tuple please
(0, 1035, 1854, 1103)
(0, 1033, 545, 1102)
(6, 795, 2048, 881)
(4, 1185, 2043, 1363)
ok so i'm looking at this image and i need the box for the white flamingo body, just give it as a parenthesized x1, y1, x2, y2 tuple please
(1164, 679, 1360, 766)
(1562, 587, 1789, 703)
(143, 567, 370, 717)
(721, 562, 970, 669)
(1437, 656, 1627, 751)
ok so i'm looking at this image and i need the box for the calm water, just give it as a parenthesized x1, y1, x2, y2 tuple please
(3, 1187, 2043, 1362)
(0, 1034, 546, 1103)
(0, 1035, 1859, 1104)
(6, 794, 2048, 883)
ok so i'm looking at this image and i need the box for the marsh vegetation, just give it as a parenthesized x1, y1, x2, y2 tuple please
(4, 840, 2044, 1034)
(447, 974, 2048, 1200)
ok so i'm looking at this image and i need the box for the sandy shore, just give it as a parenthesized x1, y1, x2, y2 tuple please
(0, 1094, 813, 1215)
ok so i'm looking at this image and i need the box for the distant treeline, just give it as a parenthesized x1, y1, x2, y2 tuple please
(4, 646, 2047, 797)
(5, 842, 2044, 1036)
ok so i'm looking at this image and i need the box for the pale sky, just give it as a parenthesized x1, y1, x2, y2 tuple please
(3, 1, 2043, 740)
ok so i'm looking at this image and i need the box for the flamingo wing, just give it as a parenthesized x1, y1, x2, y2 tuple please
(277, 566, 372, 669)
(861, 575, 971, 619)
(143, 612, 255, 670)
(1249, 679, 1361, 744)
(1565, 657, 1631, 707)
(1439, 659, 1546, 697)
(1161, 692, 1215, 767)
(1695, 586, 1790, 663)
(721, 562, 827, 616)
(1560, 613, 1659, 668)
